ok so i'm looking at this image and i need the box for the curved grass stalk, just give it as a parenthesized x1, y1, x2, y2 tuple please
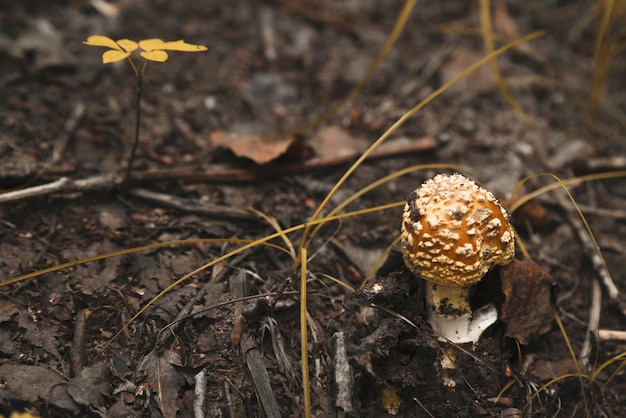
(362, 234, 402, 288)
(588, 0, 621, 117)
(261, 0, 417, 141)
(238, 205, 296, 262)
(101, 201, 403, 351)
(297, 31, 545, 263)
(510, 225, 531, 259)
(590, 351, 626, 386)
(300, 248, 311, 418)
(0, 238, 289, 289)
(508, 172, 625, 300)
(306, 163, 462, 247)
(494, 379, 516, 402)
(554, 309, 589, 416)
(318, 273, 356, 293)
(479, 0, 528, 121)
(508, 171, 626, 212)
(522, 373, 590, 415)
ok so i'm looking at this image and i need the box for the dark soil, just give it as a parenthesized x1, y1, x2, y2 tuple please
(1, 1, 626, 417)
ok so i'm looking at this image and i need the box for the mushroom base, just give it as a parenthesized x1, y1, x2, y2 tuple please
(426, 283, 498, 344)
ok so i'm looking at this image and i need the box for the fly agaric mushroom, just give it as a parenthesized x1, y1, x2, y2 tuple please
(401, 173, 515, 344)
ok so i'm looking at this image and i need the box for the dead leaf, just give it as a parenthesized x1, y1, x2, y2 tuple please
(500, 259, 555, 345)
(0, 328, 18, 356)
(531, 357, 578, 381)
(439, 48, 494, 92)
(139, 349, 185, 418)
(0, 300, 19, 322)
(66, 362, 110, 411)
(0, 18, 75, 71)
(210, 131, 302, 165)
(509, 198, 552, 230)
(493, 1, 521, 39)
(0, 364, 80, 413)
(308, 125, 368, 159)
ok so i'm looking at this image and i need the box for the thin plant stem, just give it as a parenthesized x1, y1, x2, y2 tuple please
(122, 60, 148, 193)
(122, 74, 142, 193)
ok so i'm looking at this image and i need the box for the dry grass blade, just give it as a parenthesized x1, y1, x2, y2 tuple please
(0, 239, 289, 289)
(240, 205, 296, 261)
(100, 203, 401, 351)
(300, 247, 311, 418)
(508, 172, 623, 302)
(587, 0, 626, 117)
(479, 0, 527, 120)
(262, 0, 417, 141)
(306, 163, 462, 247)
(298, 31, 544, 259)
(554, 310, 589, 416)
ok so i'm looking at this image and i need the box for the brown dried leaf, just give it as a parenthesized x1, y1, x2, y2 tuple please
(494, 1, 521, 39)
(500, 259, 554, 345)
(308, 125, 367, 159)
(439, 48, 494, 92)
(0, 364, 80, 413)
(210, 131, 301, 165)
(139, 349, 185, 418)
(66, 362, 110, 411)
(0, 300, 19, 322)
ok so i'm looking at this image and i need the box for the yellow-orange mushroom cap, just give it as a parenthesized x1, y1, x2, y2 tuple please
(401, 173, 515, 287)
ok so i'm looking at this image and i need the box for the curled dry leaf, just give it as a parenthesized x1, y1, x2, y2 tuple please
(210, 131, 303, 165)
(509, 198, 552, 230)
(500, 259, 555, 345)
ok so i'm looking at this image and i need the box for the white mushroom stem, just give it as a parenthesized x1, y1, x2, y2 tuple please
(425, 283, 498, 345)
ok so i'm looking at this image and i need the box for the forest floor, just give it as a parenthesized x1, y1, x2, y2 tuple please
(1, 1, 626, 417)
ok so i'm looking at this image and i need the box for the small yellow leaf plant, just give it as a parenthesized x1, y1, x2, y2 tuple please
(83, 35, 207, 191)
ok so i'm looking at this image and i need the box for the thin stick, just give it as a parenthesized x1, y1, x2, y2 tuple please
(193, 369, 206, 418)
(0, 136, 435, 204)
(554, 193, 623, 313)
(578, 278, 602, 368)
(69, 308, 90, 377)
(598, 329, 626, 341)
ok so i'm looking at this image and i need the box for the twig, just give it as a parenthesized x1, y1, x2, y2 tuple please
(193, 368, 206, 418)
(331, 332, 354, 415)
(578, 278, 601, 368)
(597, 329, 626, 342)
(69, 308, 90, 377)
(0, 135, 435, 205)
(0, 177, 72, 203)
(576, 203, 626, 220)
(554, 193, 623, 314)
(225, 379, 246, 418)
(241, 334, 283, 418)
(128, 188, 256, 221)
(230, 266, 282, 417)
(51, 102, 86, 165)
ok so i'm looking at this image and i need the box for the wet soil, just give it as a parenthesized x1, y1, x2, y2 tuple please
(1, 1, 626, 417)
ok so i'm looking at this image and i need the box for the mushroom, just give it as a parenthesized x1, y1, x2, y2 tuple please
(401, 173, 515, 344)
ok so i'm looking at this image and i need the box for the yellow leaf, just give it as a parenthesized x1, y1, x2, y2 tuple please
(116, 39, 138, 53)
(140, 50, 168, 62)
(83, 35, 120, 50)
(139, 38, 207, 54)
(139, 38, 166, 52)
(102, 49, 131, 63)
(161, 40, 207, 52)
